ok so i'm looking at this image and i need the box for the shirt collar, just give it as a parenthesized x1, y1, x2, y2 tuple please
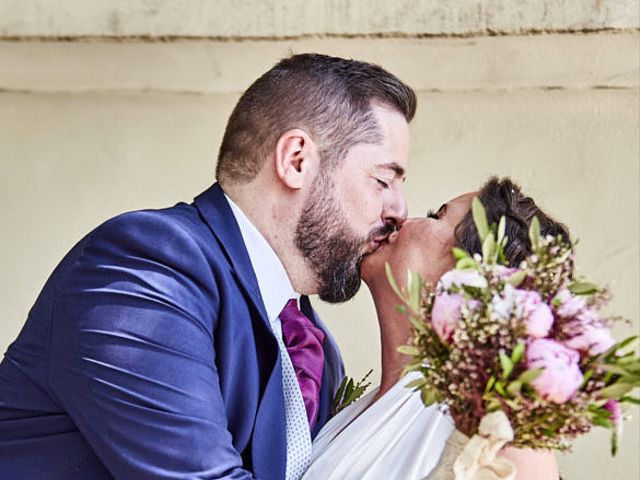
(224, 193, 299, 324)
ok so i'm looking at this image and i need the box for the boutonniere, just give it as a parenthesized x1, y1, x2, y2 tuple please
(331, 369, 373, 416)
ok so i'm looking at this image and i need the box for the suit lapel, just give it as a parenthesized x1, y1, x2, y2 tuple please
(194, 183, 286, 479)
(193, 183, 271, 328)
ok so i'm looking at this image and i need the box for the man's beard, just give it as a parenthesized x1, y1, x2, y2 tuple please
(294, 174, 395, 303)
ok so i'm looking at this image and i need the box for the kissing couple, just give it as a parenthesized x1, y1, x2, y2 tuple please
(0, 53, 562, 479)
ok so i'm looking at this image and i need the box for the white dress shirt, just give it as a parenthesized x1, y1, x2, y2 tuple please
(225, 193, 312, 480)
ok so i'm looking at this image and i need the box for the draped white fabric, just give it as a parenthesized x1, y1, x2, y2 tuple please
(303, 372, 455, 480)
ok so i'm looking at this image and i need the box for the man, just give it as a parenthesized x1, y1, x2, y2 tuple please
(0, 53, 416, 479)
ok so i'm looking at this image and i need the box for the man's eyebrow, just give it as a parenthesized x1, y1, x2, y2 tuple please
(377, 162, 406, 178)
(437, 203, 447, 216)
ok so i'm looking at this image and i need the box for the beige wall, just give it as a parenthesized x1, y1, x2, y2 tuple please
(0, 11, 638, 479)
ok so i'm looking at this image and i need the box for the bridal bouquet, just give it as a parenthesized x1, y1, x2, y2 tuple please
(389, 199, 639, 478)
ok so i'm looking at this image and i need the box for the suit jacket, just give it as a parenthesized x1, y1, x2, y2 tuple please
(0, 183, 344, 479)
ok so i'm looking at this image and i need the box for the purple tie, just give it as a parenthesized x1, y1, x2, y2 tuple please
(279, 299, 326, 429)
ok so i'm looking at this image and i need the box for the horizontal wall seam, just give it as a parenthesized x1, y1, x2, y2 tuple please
(0, 27, 638, 43)
(0, 85, 637, 96)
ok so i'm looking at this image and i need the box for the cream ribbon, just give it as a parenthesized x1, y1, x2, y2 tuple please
(452, 410, 516, 480)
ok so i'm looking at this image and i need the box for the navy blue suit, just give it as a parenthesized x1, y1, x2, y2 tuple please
(0, 183, 344, 479)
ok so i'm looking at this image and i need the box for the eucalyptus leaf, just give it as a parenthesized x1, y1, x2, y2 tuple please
(456, 257, 478, 270)
(452, 247, 470, 260)
(511, 340, 526, 364)
(517, 368, 544, 384)
(529, 216, 541, 249)
(482, 234, 496, 263)
(506, 270, 527, 287)
(568, 281, 599, 296)
(472, 197, 490, 243)
(485, 376, 496, 394)
(499, 350, 514, 379)
(385, 262, 404, 301)
(507, 381, 522, 396)
(397, 345, 420, 356)
(497, 216, 506, 244)
(598, 382, 635, 399)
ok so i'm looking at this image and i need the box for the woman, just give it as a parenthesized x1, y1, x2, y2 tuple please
(303, 177, 568, 480)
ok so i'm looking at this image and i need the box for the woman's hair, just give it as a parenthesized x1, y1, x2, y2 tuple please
(455, 177, 570, 267)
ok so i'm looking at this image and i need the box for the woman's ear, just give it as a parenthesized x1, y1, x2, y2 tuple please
(274, 129, 319, 190)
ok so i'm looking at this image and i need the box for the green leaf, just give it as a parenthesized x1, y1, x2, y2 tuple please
(506, 270, 527, 287)
(517, 368, 544, 384)
(507, 381, 522, 396)
(611, 428, 619, 457)
(495, 381, 507, 397)
(620, 396, 640, 405)
(598, 382, 635, 399)
(397, 345, 420, 356)
(456, 257, 478, 270)
(599, 364, 632, 376)
(385, 262, 404, 301)
(511, 340, 526, 365)
(452, 247, 470, 260)
(485, 375, 496, 394)
(497, 216, 506, 244)
(499, 350, 514, 379)
(592, 416, 613, 429)
(529, 216, 541, 249)
(405, 377, 427, 390)
(472, 197, 490, 243)
(421, 388, 440, 406)
(568, 281, 599, 296)
(482, 233, 496, 263)
(485, 397, 502, 412)
(408, 271, 422, 313)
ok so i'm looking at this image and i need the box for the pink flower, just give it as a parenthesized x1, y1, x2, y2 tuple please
(439, 269, 488, 291)
(563, 309, 615, 355)
(564, 324, 615, 355)
(605, 399, 622, 425)
(431, 293, 464, 343)
(491, 265, 519, 279)
(491, 285, 554, 337)
(526, 339, 583, 404)
(554, 289, 587, 318)
(526, 302, 555, 338)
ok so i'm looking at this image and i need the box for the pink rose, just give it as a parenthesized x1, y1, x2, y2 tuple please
(439, 269, 488, 291)
(563, 309, 615, 355)
(526, 302, 555, 338)
(491, 285, 554, 337)
(431, 293, 464, 343)
(554, 289, 587, 318)
(564, 324, 615, 355)
(515, 289, 554, 338)
(526, 339, 583, 404)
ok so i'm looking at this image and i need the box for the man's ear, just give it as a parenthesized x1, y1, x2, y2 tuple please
(274, 129, 318, 189)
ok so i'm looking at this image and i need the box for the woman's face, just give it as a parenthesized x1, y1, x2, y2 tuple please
(361, 192, 476, 289)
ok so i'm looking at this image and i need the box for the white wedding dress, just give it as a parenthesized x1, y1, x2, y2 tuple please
(303, 372, 456, 480)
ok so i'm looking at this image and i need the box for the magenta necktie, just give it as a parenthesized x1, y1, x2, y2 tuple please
(279, 299, 326, 429)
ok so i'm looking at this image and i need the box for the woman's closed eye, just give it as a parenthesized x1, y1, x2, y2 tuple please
(426, 209, 439, 219)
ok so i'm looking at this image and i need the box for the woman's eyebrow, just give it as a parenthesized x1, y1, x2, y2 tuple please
(437, 203, 448, 216)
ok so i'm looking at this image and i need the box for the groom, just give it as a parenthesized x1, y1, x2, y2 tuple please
(0, 54, 415, 479)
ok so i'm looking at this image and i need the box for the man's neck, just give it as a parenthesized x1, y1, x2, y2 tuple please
(222, 181, 318, 296)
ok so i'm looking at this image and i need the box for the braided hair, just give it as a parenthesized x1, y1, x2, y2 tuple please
(454, 177, 570, 267)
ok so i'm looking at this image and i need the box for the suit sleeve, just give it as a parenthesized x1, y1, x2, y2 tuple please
(47, 211, 255, 479)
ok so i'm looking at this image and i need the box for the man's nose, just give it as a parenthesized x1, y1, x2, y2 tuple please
(383, 192, 408, 228)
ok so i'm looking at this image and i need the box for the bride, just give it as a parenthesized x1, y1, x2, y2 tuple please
(304, 177, 565, 480)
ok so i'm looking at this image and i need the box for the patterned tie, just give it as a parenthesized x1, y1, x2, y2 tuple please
(279, 299, 326, 429)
